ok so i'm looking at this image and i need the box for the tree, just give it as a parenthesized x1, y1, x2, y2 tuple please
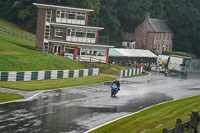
(164, 0, 200, 57)
(150, 0, 165, 19)
(116, 0, 152, 32)
(97, 0, 121, 47)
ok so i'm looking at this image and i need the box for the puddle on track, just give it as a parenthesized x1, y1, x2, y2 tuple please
(0, 91, 172, 133)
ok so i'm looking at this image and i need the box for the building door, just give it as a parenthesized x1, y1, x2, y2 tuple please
(66, 29, 72, 41)
(54, 45, 61, 54)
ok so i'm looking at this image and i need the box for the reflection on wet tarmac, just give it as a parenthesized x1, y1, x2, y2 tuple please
(0, 90, 172, 133)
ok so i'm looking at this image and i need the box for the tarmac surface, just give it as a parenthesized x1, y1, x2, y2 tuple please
(0, 73, 200, 133)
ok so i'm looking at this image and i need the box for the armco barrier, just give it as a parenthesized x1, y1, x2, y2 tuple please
(0, 68, 99, 82)
(120, 67, 143, 78)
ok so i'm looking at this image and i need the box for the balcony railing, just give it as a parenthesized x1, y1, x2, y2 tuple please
(49, 36, 109, 45)
(54, 18, 99, 27)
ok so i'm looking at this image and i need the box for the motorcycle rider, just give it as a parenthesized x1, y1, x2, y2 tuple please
(111, 80, 120, 97)
(112, 80, 120, 90)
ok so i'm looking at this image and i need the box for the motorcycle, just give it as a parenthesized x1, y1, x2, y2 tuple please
(111, 84, 119, 97)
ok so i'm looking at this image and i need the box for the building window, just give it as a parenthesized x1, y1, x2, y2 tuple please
(168, 34, 170, 40)
(87, 48, 92, 55)
(61, 10, 65, 18)
(46, 11, 51, 22)
(71, 29, 76, 36)
(97, 50, 106, 56)
(56, 10, 60, 17)
(56, 10, 86, 21)
(156, 33, 159, 40)
(64, 46, 74, 54)
(76, 12, 85, 20)
(87, 30, 96, 38)
(92, 48, 98, 56)
(44, 25, 50, 39)
(166, 44, 168, 51)
(159, 33, 161, 40)
(68, 12, 76, 19)
(127, 43, 130, 48)
(163, 33, 165, 40)
(81, 48, 87, 55)
(55, 28, 63, 37)
(158, 44, 160, 50)
(67, 29, 95, 38)
(76, 29, 85, 37)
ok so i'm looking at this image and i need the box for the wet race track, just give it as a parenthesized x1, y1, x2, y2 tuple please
(0, 73, 200, 133)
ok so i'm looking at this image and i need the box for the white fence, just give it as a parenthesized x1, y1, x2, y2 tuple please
(120, 68, 143, 78)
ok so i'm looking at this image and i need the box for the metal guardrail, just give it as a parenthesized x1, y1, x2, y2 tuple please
(0, 25, 35, 42)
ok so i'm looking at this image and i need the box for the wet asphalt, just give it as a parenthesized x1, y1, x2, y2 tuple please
(0, 73, 200, 133)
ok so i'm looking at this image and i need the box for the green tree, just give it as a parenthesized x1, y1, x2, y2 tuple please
(164, 0, 200, 57)
(116, 0, 152, 32)
(98, 0, 121, 47)
(150, 0, 165, 19)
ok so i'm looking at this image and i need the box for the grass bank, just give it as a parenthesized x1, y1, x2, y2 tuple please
(0, 33, 84, 71)
(0, 19, 84, 71)
(0, 75, 116, 91)
(90, 95, 200, 133)
(0, 92, 24, 103)
(0, 18, 35, 38)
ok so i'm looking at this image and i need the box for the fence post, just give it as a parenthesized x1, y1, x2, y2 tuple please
(162, 128, 168, 133)
(189, 111, 198, 133)
(174, 118, 183, 133)
(90, 57, 91, 63)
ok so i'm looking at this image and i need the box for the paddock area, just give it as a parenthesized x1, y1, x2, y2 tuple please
(109, 48, 157, 70)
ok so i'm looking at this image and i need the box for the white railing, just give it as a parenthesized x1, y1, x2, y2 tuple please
(64, 53, 106, 63)
(66, 36, 95, 44)
(56, 18, 85, 25)
(0, 25, 35, 42)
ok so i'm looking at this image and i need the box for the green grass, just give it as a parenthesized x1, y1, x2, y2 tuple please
(0, 92, 24, 103)
(0, 18, 84, 71)
(0, 18, 35, 38)
(0, 33, 84, 71)
(125, 72, 149, 78)
(90, 95, 200, 133)
(0, 75, 116, 91)
(83, 62, 128, 75)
